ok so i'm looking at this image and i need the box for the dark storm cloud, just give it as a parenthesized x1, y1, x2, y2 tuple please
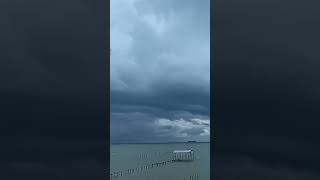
(213, 0, 320, 176)
(111, 83, 209, 115)
(110, 0, 210, 142)
(110, 109, 210, 143)
(0, 0, 106, 179)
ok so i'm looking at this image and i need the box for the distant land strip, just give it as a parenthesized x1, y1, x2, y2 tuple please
(111, 141, 210, 145)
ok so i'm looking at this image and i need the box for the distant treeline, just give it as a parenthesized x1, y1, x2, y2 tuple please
(111, 141, 210, 145)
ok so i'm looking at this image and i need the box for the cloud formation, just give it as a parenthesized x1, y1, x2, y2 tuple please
(110, 0, 210, 143)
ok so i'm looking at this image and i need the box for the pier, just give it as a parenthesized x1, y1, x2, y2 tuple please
(110, 159, 174, 179)
(110, 149, 197, 179)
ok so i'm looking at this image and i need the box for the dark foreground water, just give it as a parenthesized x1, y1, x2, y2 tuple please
(110, 142, 210, 180)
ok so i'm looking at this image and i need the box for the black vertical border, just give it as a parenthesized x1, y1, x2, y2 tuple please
(96, 0, 109, 179)
(106, 0, 110, 179)
(211, 0, 223, 178)
(105, 0, 110, 179)
(210, 0, 215, 179)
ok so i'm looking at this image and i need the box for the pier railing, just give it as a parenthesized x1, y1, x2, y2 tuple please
(110, 159, 175, 179)
(110, 150, 199, 179)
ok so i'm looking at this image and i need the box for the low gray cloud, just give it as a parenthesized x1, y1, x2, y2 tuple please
(110, 110, 210, 143)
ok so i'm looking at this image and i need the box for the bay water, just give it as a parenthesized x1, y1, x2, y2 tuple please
(110, 143, 210, 180)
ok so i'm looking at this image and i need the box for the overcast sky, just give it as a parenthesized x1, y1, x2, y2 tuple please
(110, 0, 210, 143)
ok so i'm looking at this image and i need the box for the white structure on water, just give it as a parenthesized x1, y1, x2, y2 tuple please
(173, 150, 194, 161)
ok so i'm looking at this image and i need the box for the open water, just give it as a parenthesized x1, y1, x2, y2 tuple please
(110, 142, 210, 180)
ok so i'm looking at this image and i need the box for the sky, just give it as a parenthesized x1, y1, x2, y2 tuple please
(110, 0, 210, 143)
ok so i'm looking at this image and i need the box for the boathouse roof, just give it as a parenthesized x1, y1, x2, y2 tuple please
(173, 150, 193, 153)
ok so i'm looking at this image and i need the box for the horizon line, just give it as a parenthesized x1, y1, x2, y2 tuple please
(110, 141, 210, 144)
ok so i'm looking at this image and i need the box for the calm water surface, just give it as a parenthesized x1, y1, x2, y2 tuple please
(110, 143, 210, 180)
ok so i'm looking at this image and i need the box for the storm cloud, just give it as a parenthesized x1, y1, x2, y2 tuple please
(110, 0, 210, 143)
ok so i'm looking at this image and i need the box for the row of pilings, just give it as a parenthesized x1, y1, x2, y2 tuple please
(138, 152, 171, 160)
(110, 159, 174, 179)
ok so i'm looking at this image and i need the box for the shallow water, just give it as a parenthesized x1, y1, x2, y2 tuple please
(110, 143, 210, 180)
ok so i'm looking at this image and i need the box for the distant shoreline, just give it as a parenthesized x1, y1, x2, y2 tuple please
(111, 141, 210, 145)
